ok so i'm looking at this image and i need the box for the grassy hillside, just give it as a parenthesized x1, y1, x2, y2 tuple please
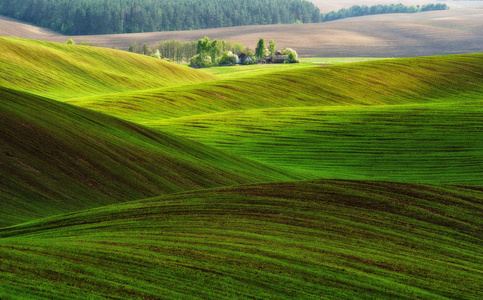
(0, 37, 216, 100)
(69, 54, 483, 122)
(68, 54, 483, 185)
(152, 100, 483, 185)
(0, 180, 481, 299)
(0, 87, 304, 227)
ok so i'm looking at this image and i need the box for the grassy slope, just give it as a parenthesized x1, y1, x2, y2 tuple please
(0, 87, 304, 227)
(68, 54, 483, 185)
(153, 100, 483, 185)
(0, 37, 216, 100)
(0, 36, 481, 299)
(199, 57, 388, 78)
(68, 54, 483, 122)
(0, 180, 481, 299)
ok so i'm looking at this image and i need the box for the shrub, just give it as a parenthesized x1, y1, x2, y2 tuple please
(189, 54, 212, 68)
(219, 51, 238, 65)
(151, 49, 162, 59)
(281, 48, 298, 59)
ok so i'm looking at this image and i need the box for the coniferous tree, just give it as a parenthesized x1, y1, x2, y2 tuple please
(0, 0, 448, 35)
(255, 38, 266, 62)
(269, 40, 276, 58)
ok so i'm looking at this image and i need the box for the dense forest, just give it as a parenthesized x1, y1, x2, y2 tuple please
(0, 0, 448, 35)
(0, 0, 320, 35)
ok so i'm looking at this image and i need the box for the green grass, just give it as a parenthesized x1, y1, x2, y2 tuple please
(149, 100, 483, 185)
(0, 180, 481, 299)
(0, 37, 217, 100)
(0, 86, 305, 228)
(199, 58, 389, 79)
(1, 36, 482, 299)
(68, 54, 483, 122)
(66, 54, 483, 185)
(299, 57, 391, 64)
(198, 61, 318, 78)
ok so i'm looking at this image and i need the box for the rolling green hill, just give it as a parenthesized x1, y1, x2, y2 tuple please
(0, 86, 304, 227)
(0, 37, 216, 100)
(0, 180, 481, 299)
(152, 100, 483, 185)
(68, 54, 483, 185)
(0, 36, 481, 299)
(68, 54, 483, 122)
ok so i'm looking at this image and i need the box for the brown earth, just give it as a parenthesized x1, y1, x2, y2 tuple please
(1, 9, 482, 57)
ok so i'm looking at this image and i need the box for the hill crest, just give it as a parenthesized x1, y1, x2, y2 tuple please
(0, 37, 216, 100)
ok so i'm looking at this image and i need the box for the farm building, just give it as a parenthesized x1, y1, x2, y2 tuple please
(267, 51, 289, 63)
(237, 53, 254, 64)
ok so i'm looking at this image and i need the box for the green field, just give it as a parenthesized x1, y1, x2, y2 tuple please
(0, 86, 302, 227)
(68, 54, 483, 185)
(1, 180, 482, 299)
(0, 37, 216, 100)
(151, 101, 483, 184)
(197, 58, 386, 78)
(68, 54, 483, 121)
(0, 37, 481, 299)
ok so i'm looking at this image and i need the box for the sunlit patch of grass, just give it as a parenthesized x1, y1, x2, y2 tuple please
(199, 59, 388, 79)
(198, 61, 318, 78)
(150, 100, 483, 185)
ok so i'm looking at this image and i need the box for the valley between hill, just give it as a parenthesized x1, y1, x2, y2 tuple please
(0, 37, 481, 299)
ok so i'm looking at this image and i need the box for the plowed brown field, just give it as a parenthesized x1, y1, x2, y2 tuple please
(1, 9, 482, 57)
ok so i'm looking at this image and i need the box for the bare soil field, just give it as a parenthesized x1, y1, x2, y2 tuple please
(0, 15, 60, 39)
(1, 9, 482, 57)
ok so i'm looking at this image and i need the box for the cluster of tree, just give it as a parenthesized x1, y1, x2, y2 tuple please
(0, 0, 320, 35)
(187, 37, 298, 68)
(0, 0, 448, 35)
(321, 3, 448, 22)
(189, 37, 255, 68)
(254, 38, 298, 63)
(128, 39, 250, 63)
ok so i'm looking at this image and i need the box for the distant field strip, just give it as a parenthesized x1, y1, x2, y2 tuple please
(0, 180, 481, 299)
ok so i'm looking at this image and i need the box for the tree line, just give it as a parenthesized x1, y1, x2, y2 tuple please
(0, 0, 320, 35)
(321, 3, 449, 22)
(129, 36, 298, 68)
(129, 39, 250, 63)
(0, 0, 448, 35)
